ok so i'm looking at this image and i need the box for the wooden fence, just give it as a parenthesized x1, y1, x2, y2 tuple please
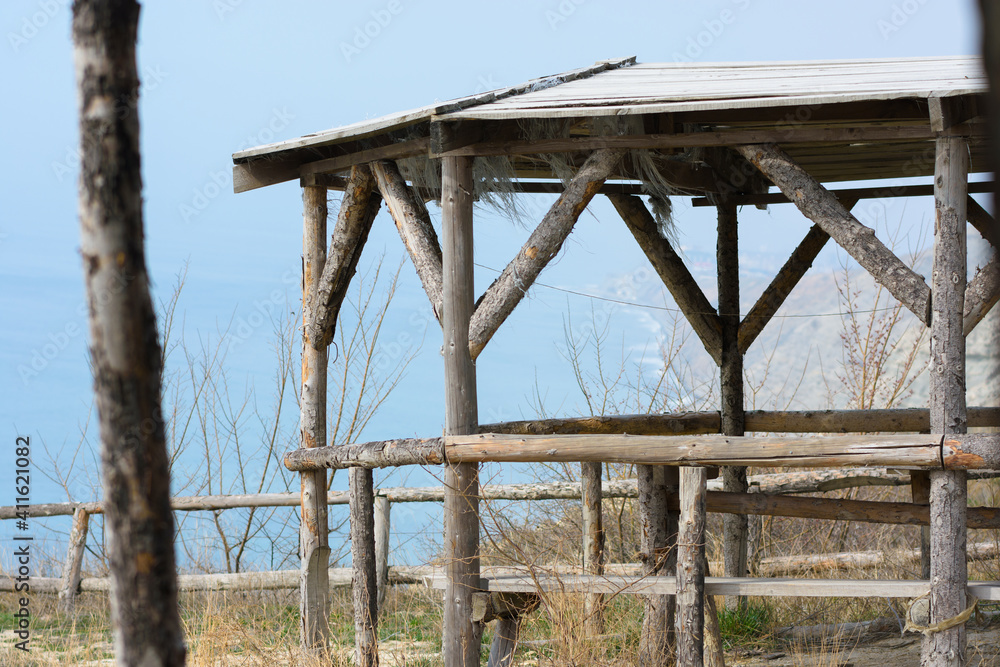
(3, 466, 1000, 613)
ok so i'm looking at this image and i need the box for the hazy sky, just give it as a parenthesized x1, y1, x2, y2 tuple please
(0, 0, 985, 565)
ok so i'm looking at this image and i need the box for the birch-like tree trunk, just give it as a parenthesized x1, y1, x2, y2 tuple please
(72, 1, 186, 664)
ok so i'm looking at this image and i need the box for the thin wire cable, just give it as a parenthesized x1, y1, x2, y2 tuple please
(473, 262, 903, 319)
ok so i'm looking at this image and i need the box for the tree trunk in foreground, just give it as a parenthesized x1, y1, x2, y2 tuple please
(72, 1, 186, 664)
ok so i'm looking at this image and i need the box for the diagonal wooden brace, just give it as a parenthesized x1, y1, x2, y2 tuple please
(608, 193, 723, 366)
(372, 159, 444, 321)
(967, 196, 1000, 248)
(736, 144, 932, 326)
(309, 165, 379, 350)
(468, 148, 626, 359)
(964, 251, 1000, 335)
(739, 223, 830, 354)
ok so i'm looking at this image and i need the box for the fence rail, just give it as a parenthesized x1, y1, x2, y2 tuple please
(3, 468, 999, 610)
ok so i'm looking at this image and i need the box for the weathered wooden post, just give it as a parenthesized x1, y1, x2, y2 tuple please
(676, 466, 707, 667)
(922, 131, 970, 665)
(350, 467, 378, 666)
(72, 2, 186, 662)
(442, 155, 482, 667)
(300, 185, 331, 648)
(58, 507, 89, 613)
(581, 461, 605, 634)
(911, 471, 932, 579)
(374, 494, 391, 614)
(638, 465, 674, 663)
(717, 197, 748, 610)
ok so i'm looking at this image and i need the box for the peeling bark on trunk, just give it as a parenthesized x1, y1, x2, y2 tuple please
(922, 135, 970, 667)
(309, 164, 379, 349)
(72, 1, 185, 663)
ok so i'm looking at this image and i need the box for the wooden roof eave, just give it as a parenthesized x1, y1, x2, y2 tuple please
(234, 90, 987, 194)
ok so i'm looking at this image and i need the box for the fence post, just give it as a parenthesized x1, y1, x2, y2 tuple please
(374, 494, 391, 614)
(676, 466, 707, 667)
(58, 507, 90, 613)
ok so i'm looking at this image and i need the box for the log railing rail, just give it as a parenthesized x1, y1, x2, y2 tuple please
(7, 463, 1000, 608)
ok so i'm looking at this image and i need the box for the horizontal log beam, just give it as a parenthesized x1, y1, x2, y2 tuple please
(736, 143, 933, 325)
(473, 574, 1000, 601)
(0, 566, 434, 595)
(433, 125, 959, 158)
(299, 137, 430, 178)
(691, 181, 995, 207)
(700, 490, 1000, 530)
(449, 433, 945, 468)
(757, 542, 1000, 576)
(608, 193, 723, 365)
(481, 407, 1000, 435)
(284, 438, 445, 471)
(283, 433, 1000, 471)
(22, 468, 1000, 521)
(964, 251, 1000, 335)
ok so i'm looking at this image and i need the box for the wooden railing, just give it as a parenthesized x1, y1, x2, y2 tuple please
(4, 466, 1000, 612)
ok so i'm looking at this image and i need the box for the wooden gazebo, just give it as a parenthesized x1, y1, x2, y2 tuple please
(234, 56, 1000, 666)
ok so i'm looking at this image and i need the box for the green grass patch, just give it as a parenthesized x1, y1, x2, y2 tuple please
(718, 601, 773, 650)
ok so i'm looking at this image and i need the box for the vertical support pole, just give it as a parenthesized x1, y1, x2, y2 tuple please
(717, 197, 747, 611)
(442, 155, 482, 667)
(350, 467, 378, 667)
(676, 466, 707, 667)
(922, 135, 969, 666)
(911, 471, 932, 579)
(581, 461, 605, 634)
(300, 186, 330, 649)
(664, 465, 679, 640)
(58, 507, 90, 614)
(374, 495, 391, 615)
(487, 617, 522, 667)
(639, 465, 671, 664)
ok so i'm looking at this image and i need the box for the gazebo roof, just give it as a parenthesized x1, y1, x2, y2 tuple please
(233, 55, 987, 194)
